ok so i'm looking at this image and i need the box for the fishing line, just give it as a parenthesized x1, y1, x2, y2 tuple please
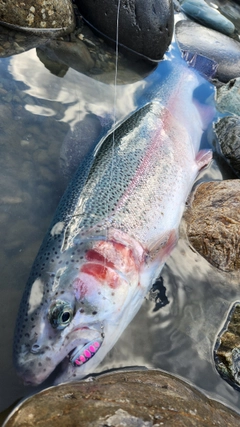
(106, 0, 121, 236)
(102, 1, 121, 315)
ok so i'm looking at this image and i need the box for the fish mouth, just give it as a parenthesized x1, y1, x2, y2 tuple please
(17, 326, 105, 386)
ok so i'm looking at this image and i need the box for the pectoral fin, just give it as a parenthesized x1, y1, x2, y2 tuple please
(147, 229, 178, 264)
(195, 149, 212, 170)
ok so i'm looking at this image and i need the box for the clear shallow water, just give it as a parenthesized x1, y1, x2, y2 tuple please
(0, 38, 240, 417)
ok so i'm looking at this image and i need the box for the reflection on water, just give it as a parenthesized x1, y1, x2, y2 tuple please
(1, 39, 240, 417)
(9, 49, 146, 129)
(97, 237, 240, 412)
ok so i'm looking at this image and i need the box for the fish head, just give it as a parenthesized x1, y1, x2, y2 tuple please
(14, 231, 145, 385)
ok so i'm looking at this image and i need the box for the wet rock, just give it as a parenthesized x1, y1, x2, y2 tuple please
(0, 23, 51, 58)
(215, 117, 240, 176)
(33, 149, 50, 166)
(4, 370, 240, 426)
(0, 0, 75, 36)
(184, 180, 240, 272)
(37, 16, 156, 84)
(0, 14, 155, 82)
(36, 47, 69, 77)
(216, 77, 240, 116)
(175, 20, 240, 83)
(215, 302, 240, 391)
(180, 0, 235, 36)
(75, 0, 174, 61)
(37, 38, 95, 76)
(205, 0, 240, 36)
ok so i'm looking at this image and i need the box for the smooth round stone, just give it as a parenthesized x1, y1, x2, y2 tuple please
(0, 0, 75, 36)
(215, 116, 240, 176)
(184, 180, 240, 272)
(175, 20, 240, 83)
(216, 77, 240, 116)
(205, 0, 240, 36)
(180, 0, 235, 36)
(75, 0, 174, 61)
(4, 370, 240, 426)
(37, 38, 95, 75)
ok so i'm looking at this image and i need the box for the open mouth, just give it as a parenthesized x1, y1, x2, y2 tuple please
(69, 336, 104, 367)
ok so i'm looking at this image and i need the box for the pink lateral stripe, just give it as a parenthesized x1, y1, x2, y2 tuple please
(113, 107, 171, 213)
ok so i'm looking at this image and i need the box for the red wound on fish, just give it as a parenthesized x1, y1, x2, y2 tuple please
(92, 240, 138, 273)
(85, 249, 115, 270)
(81, 263, 120, 289)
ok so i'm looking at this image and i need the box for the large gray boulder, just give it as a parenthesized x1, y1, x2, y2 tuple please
(215, 116, 240, 177)
(75, 0, 174, 61)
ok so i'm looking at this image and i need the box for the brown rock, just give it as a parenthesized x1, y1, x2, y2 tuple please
(184, 180, 240, 272)
(215, 302, 240, 390)
(0, 0, 75, 35)
(4, 370, 240, 426)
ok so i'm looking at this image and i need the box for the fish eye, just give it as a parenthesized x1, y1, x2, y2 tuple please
(61, 311, 70, 323)
(48, 300, 73, 330)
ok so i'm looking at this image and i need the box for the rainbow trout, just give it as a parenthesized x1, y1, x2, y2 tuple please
(14, 60, 212, 385)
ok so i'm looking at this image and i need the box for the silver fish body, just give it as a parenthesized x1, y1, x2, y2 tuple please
(14, 59, 212, 385)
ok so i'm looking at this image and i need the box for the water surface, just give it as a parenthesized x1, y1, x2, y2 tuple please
(0, 38, 240, 417)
